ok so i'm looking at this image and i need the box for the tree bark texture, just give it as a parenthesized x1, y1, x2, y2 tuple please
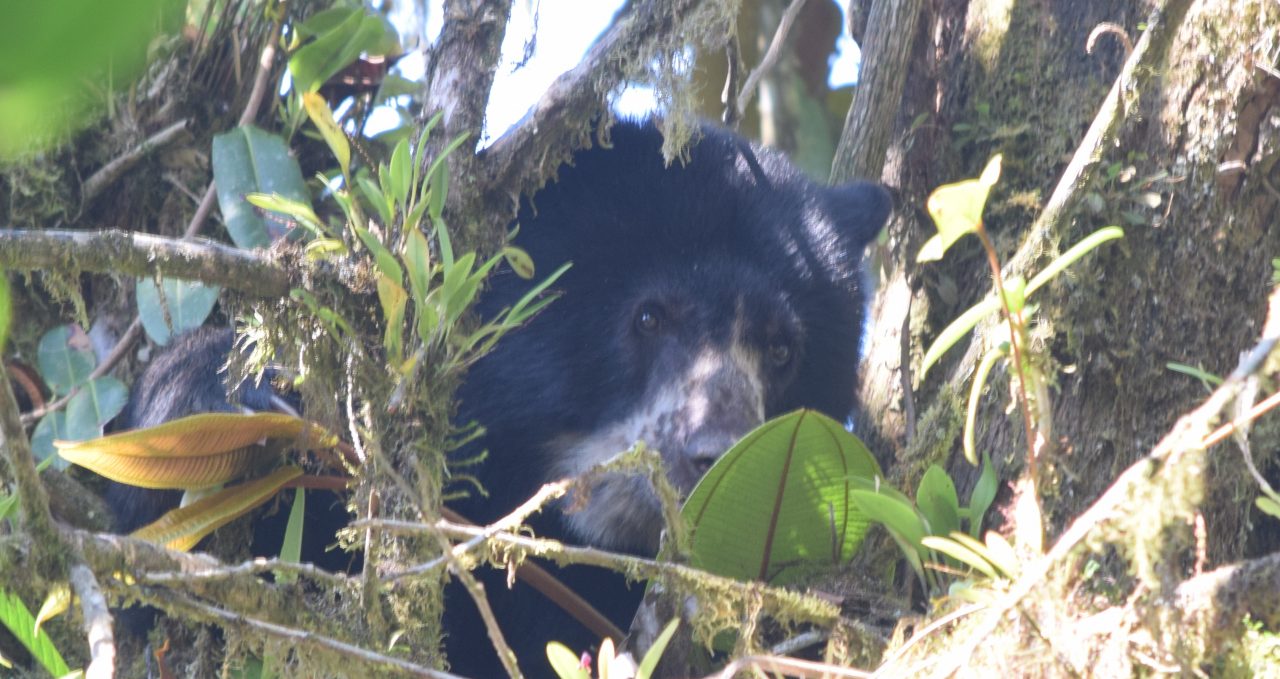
(864, 0, 1280, 575)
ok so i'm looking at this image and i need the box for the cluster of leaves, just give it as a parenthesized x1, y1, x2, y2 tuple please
(547, 619, 679, 679)
(29, 326, 128, 467)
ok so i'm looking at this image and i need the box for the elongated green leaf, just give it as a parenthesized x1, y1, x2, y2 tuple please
(246, 192, 329, 238)
(684, 410, 881, 585)
(917, 465, 960, 538)
(1025, 226, 1124, 296)
(136, 277, 221, 346)
(278, 487, 306, 584)
(968, 452, 998, 537)
(33, 584, 70, 639)
(212, 125, 312, 248)
(919, 296, 1002, 379)
(388, 137, 411, 211)
(636, 618, 680, 679)
(0, 589, 70, 677)
(964, 347, 1004, 466)
(353, 224, 404, 283)
(357, 172, 393, 227)
(921, 535, 998, 578)
(36, 324, 94, 395)
(132, 466, 304, 551)
(404, 227, 433, 303)
(303, 92, 351, 176)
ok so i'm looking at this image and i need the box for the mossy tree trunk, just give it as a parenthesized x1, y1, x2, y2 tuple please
(851, 0, 1280, 670)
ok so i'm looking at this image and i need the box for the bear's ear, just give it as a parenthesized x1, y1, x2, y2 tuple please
(824, 181, 893, 249)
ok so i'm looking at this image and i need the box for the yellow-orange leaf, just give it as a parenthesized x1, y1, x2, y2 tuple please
(55, 412, 336, 489)
(131, 466, 303, 552)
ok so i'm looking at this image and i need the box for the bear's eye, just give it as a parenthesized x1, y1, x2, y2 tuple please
(768, 342, 792, 367)
(635, 305, 662, 334)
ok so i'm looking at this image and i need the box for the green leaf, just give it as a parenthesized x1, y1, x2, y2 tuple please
(1256, 495, 1280, 520)
(919, 155, 1002, 262)
(403, 228, 433, 303)
(277, 487, 306, 584)
(29, 413, 68, 465)
(849, 488, 929, 580)
(919, 296, 1002, 379)
(245, 192, 329, 238)
(288, 9, 397, 94)
(302, 92, 351, 177)
(545, 641, 590, 679)
(1025, 226, 1124, 296)
(964, 347, 1004, 466)
(503, 246, 536, 280)
(0, 589, 70, 677)
(505, 262, 571, 325)
(64, 376, 128, 441)
(968, 451, 998, 537)
(916, 465, 960, 538)
(353, 223, 403, 283)
(355, 173, 394, 230)
(921, 535, 998, 578)
(36, 325, 95, 395)
(212, 125, 312, 248)
(136, 277, 221, 346)
(377, 275, 408, 363)
(388, 137, 411, 211)
(1165, 362, 1224, 387)
(636, 618, 680, 679)
(684, 410, 882, 585)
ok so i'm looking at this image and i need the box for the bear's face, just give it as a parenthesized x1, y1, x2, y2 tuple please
(459, 119, 891, 556)
(545, 258, 806, 553)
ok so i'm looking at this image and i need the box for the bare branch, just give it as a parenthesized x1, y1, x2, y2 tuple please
(830, 0, 924, 183)
(69, 564, 115, 679)
(81, 120, 191, 205)
(735, 0, 811, 121)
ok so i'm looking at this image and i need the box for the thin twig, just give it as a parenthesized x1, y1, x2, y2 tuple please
(149, 589, 462, 678)
(81, 120, 191, 204)
(710, 654, 871, 679)
(736, 0, 811, 120)
(139, 556, 353, 590)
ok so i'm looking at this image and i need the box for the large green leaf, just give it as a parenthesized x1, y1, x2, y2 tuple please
(212, 125, 312, 249)
(0, 269, 10, 352)
(683, 410, 882, 585)
(36, 324, 94, 395)
(136, 277, 221, 346)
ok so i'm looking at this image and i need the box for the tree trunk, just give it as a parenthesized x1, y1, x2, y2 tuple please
(854, 0, 1280, 670)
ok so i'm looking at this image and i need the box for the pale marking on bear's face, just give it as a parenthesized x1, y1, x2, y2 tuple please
(547, 309, 768, 553)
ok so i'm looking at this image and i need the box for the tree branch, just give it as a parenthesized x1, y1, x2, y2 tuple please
(0, 229, 328, 298)
(829, 0, 924, 183)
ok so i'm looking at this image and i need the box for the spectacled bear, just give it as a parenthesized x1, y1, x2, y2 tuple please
(102, 119, 890, 678)
(446, 119, 890, 677)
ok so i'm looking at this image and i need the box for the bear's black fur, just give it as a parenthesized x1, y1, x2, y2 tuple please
(104, 119, 890, 678)
(445, 120, 890, 677)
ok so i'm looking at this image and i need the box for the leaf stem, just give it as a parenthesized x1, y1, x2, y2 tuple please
(975, 226, 1038, 476)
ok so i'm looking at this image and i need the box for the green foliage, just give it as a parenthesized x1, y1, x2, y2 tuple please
(682, 410, 881, 585)
(918, 155, 1003, 263)
(850, 453, 1001, 593)
(30, 325, 128, 468)
(277, 487, 307, 585)
(0, 588, 71, 677)
(288, 6, 399, 94)
(211, 125, 314, 249)
(136, 277, 221, 346)
(1082, 152, 1166, 227)
(0, 0, 173, 159)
